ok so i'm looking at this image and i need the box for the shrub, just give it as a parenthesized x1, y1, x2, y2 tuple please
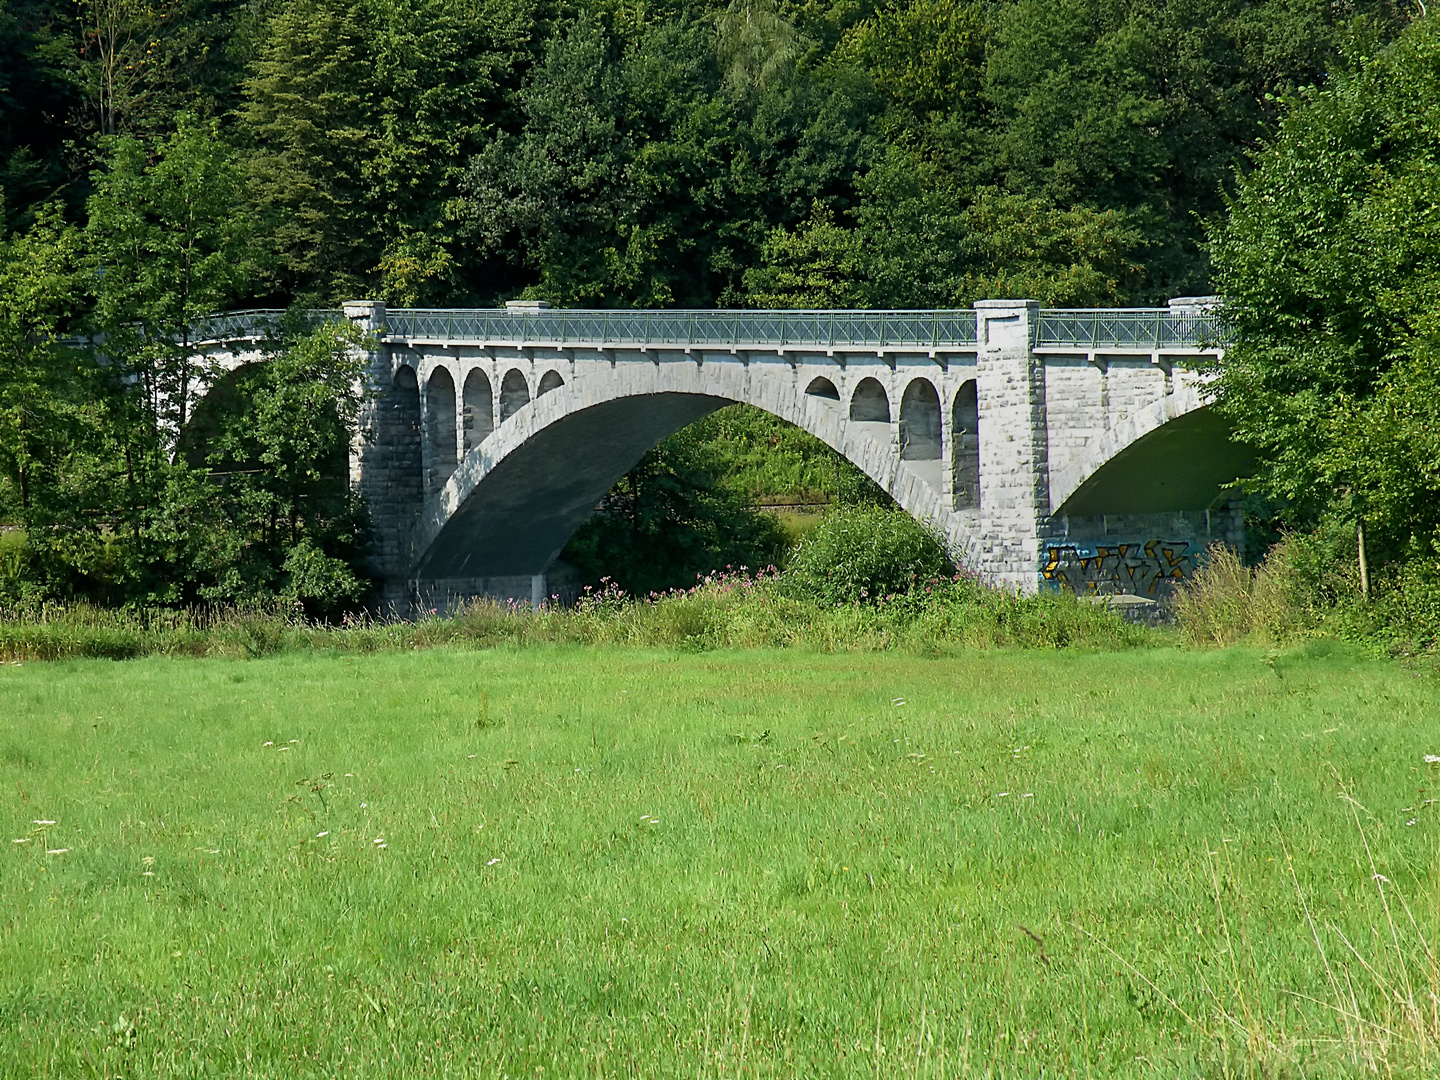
(781, 505, 952, 605)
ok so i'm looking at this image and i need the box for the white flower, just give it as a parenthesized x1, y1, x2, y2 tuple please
(1425, 754, 1440, 764)
(316, 831, 329, 838)
(33, 820, 55, 826)
(372, 838, 385, 845)
(46, 848, 69, 855)
(487, 857, 502, 865)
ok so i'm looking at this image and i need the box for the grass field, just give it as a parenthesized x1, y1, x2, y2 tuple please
(2, 644, 1437, 1077)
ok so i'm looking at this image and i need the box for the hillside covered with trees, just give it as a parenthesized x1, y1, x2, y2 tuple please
(4, 0, 1408, 308)
(0, 0, 1433, 621)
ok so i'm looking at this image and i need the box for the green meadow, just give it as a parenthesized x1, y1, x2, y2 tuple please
(2, 645, 1437, 1077)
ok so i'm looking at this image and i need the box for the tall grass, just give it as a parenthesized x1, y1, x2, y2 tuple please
(1173, 540, 1320, 646)
(0, 571, 1150, 661)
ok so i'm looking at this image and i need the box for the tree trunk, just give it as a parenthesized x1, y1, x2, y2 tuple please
(1357, 521, 1370, 601)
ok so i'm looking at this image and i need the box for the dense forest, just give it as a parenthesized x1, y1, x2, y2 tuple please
(1, 0, 1435, 621)
(2, 0, 1409, 308)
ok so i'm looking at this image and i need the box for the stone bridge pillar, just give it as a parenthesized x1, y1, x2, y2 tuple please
(974, 300, 1048, 592)
(344, 300, 418, 609)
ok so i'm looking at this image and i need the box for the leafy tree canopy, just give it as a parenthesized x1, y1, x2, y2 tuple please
(1210, 14, 1440, 571)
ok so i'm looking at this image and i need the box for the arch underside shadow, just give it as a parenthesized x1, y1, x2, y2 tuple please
(418, 394, 727, 577)
(1055, 405, 1257, 516)
(414, 382, 962, 580)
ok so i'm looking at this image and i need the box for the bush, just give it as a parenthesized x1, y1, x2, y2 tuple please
(782, 505, 952, 605)
(1173, 541, 1321, 646)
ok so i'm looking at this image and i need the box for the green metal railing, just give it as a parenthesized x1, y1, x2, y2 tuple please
(382, 308, 982, 348)
(1034, 308, 1224, 351)
(189, 309, 333, 343)
(186, 305, 1227, 352)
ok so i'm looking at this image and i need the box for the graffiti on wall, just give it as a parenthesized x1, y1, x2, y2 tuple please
(1041, 539, 1197, 596)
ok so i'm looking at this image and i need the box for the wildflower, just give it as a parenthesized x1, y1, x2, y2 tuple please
(1426, 754, 1440, 764)
(487, 857, 502, 865)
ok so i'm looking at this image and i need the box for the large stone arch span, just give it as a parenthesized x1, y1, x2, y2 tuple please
(1050, 388, 1256, 516)
(409, 365, 966, 580)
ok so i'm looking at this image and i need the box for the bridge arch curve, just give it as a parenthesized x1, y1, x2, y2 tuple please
(849, 377, 890, 422)
(804, 376, 840, 402)
(499, 369, 530, 422)
(899, 378, 942, 461)
(411, 365, 973, 579)
(1050, 388, 1255, 516)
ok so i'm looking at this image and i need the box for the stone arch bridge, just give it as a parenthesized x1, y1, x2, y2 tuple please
(192, 298, 1249, 609)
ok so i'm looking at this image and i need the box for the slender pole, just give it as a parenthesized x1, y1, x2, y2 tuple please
(1357, 521, 1370, 601)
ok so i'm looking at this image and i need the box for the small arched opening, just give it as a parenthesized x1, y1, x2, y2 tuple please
(805, 376, 840, 402)
(952, 380, 979, 510)
(463, 368, 494, 452)
(538, 370, 565, 396)
(849, 377, 890, 423)
(425, 366, 457, 494)
(390, 365, 423, 505)
(899, 379, 942, 461)
(499, 369, 530, 423)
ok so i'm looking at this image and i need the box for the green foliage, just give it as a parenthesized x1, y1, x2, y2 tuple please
(1210, 17, 1440, 586)
(239, 0, 533, 302)
(0, 203, 90, 522)
(679, 403, 882, 504)
(783, 503, 952, 604)
(86, 116, 260, 435)
(190, 317, 371, 611)
(562, 418, 787, 595)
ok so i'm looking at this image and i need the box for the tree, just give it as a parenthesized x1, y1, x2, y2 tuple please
(86, 115, 259, 437)
(194, 317, 370, 613)
(0, 202, 88, 522)
(1209, 15, 1440, 577)
(238, 0, 376, 302)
